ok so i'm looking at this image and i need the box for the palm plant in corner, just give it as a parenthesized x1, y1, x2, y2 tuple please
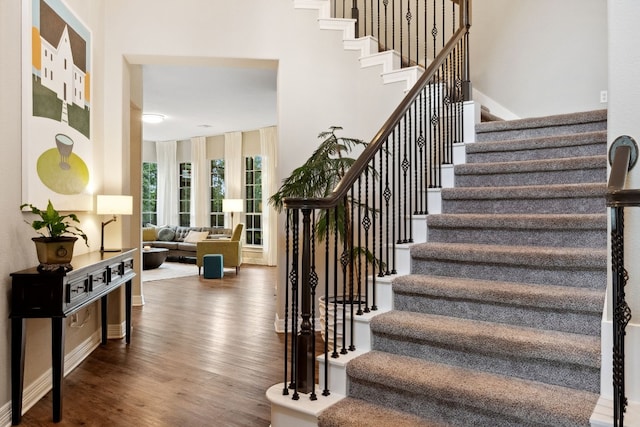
(21, 200, 89, 271)
(269, 127, 382, 348)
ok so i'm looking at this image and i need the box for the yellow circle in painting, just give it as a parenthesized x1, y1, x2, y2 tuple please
(37, 148, 89, 195)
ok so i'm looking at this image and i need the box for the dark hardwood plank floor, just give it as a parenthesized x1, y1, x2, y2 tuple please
(20, 264, 286, 427)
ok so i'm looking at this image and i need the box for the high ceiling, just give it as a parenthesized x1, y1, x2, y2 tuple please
(142, 63, 278, 142)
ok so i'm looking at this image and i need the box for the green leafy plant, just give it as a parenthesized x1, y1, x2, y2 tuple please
(270, 127, 383, 300)
(20, 200, 89, 246)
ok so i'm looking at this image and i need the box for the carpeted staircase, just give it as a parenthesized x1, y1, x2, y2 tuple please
(318, 109, 608, 426)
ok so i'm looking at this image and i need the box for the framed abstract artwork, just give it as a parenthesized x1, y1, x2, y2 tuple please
(21, 0, 93, 211)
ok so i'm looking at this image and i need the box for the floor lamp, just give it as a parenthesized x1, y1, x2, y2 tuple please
(223, 198, 243, 229)
(97, 195, 133, 252)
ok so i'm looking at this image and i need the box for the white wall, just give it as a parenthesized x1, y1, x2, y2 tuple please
(601, 0, 640, 406)
(471, 0, 608, 119)
(101, 0, 407, 328)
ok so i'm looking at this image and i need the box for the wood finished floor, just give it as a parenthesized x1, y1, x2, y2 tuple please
(20, 265, 287, 427)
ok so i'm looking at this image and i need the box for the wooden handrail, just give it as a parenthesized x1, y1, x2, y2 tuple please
(284, 7, 470, 210)
(607, 145, 640, 207)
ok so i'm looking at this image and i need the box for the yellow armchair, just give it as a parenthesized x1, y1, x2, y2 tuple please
(196, 223, 244, 275)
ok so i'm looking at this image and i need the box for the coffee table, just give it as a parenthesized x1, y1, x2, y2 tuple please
(142, 248, 169, 270)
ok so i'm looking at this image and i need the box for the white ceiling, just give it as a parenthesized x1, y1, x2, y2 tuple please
(142, 63, 277, 142)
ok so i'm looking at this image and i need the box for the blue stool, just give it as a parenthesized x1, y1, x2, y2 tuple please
(203, 254, 224, 279)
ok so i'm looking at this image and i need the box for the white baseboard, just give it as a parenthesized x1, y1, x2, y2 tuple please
(108, 321, 127, 339)
(0, 330, 101, 426)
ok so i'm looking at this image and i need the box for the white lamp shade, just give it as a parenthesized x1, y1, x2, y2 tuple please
(96, 195, 133, 215)
(222, 198, 243, 213)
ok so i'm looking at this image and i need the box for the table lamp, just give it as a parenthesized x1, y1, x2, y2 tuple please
(97, 195, 133, 252)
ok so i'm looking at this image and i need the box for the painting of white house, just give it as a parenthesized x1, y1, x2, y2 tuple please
(22, 0, 92, 211)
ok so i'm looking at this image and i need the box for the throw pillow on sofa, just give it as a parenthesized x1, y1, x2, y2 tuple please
(183, 230, 209, 243)
(157, 227, 176, 241)
(142, 227, 157, 241)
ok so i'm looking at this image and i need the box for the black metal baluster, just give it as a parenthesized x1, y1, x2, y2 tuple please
(383, 0, 388, 50)
(432, 0, 437, 59)
(322, 208, 331, 396)
(392, 0, 396, 55)
(309, 210, 318, 400)
(383, 138, 392, 275)
(402, 114, 410, 243)
(363, 168, 371, 313)
(417, 92, 425, 214)
(348, 189, 356, 352)
(290, 209, 299, 399)
(331, 206, 339, 359)
(371, 153, 378, 311)
(357, 177, 364, 316)
(340, 197, 349, 355)
(612, 206, 631, 427)
(391, 129, 397, 271)
(406, 0, 411, 66)
(352, 0, 360, 38)
(283, 210, 291, 396)
(415, 0, 419, 67)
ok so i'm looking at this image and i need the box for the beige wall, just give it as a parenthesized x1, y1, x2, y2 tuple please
(0, 0, 134, 414)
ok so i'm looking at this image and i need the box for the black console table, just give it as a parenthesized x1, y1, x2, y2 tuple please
(10, 249, 136, 425)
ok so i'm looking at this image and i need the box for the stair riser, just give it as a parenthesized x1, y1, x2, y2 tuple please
(467, 143, 606, 164)
(427, 227, 606, 248)
(455, 167, 606, 188)
(393, 292, 601, 335)
(476, 121, 606, 143)
(347, 379, 575, 427)
(371, 333, 599, 393)
(441, 196, 606, 215)
(411, 258, 606, 288)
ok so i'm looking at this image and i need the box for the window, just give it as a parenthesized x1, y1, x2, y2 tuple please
(210, 159, 225, 227)
(179, 163, 192, 226)
(244, 156, 262, 246)
(142, 162, 158, 225)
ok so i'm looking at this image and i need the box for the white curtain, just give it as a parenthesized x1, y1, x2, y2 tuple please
(260, 126, 278, 266)
(156, 140, 178, 226)
(224, 131, 243, 228)
(190, 136, 209, 226)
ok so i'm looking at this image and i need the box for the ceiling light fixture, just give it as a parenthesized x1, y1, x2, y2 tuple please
(142, 113, 165, 124)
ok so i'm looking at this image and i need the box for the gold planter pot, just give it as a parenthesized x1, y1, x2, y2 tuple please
(32, 236, 77, 271)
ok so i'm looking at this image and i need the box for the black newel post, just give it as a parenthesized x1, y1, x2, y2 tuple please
(296, 208, 315, 394)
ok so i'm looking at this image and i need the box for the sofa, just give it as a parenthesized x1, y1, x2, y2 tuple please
(196, 223, 244, 275)
(142, 225, 231, 261)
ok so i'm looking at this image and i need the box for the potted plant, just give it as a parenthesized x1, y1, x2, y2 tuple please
(21, 200, 89, 271)
(270, 127, 381, 349)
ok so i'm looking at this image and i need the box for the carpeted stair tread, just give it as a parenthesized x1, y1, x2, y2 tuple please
(475, 110, 607, 142)
(476, 109, 606, 132)
(393, 274, 605, 314)
(392, 274, 604, 335)
(318, 397, 450, 427)
(370, 311, 600, 369)
(426, 213, 606, 248)
(441, 182, 606, 200)
(411, 242, 606, 269)
(456, 155, 606, 175)
(466, 130, 606, 163)
(427, 213, 606, 230)
(347, 351, 599, 427)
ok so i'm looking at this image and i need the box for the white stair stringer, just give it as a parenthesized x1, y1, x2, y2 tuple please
(382, 66, 424, 92)
(343, 35, 379, 57)
(293, 0, 419, 91)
